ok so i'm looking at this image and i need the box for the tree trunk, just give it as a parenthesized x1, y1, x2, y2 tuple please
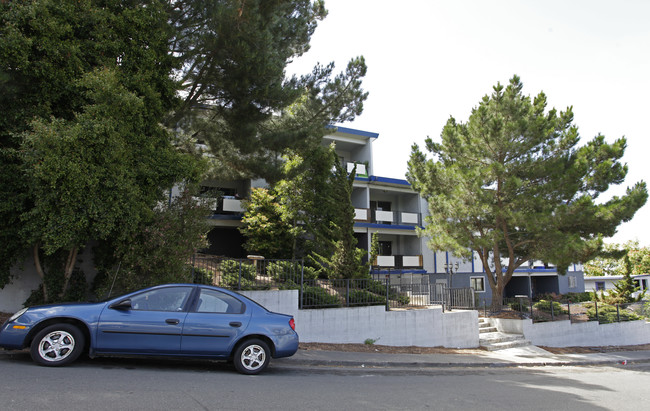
(60, 246, 79, 298)
(490, 283, 504, 312)
(33, 244, 49, 303)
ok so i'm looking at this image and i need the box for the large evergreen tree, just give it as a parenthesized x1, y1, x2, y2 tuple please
(169, 0, 368, 183)
(407, 76, 647, 309)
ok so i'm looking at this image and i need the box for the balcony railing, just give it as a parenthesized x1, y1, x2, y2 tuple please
(374, 255, 423, 269)
(194, 196, 244, 214)
(354, 208, 421, 226)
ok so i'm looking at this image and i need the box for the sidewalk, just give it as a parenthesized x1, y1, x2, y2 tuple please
(273, 346, 650, 369)
(3, 345, 650, 369)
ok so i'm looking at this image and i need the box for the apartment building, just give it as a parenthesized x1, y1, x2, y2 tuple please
(199, 125, 585, 301)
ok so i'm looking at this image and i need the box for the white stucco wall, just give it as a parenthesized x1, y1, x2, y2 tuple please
(492, 318, 650, 347)
(241, 290, 479, 348)
(1, 246, 98, 313)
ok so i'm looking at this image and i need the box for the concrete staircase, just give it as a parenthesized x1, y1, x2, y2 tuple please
(479, 317, 531, 351)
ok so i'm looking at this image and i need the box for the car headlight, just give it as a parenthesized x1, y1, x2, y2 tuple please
(7, 308, 28, 323)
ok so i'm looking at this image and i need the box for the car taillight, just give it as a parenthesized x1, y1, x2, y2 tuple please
(289, 318, 295, 331)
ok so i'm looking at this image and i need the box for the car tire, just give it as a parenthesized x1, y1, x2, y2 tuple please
(233, 338, 270, 375)
(30, 324, 85, 367)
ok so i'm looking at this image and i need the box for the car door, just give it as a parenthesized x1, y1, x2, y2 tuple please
(95, 286, 194, 354)
(181, 288, 251, 356)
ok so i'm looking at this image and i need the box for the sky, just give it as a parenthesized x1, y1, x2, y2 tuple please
(287, 0, 650, 246)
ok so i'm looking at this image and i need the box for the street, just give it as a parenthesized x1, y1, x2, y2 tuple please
(1, 351, 649, 410)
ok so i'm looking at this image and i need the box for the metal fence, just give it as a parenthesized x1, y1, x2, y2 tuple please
(190, 255, 475, 311)
(479, 296, 648, 324)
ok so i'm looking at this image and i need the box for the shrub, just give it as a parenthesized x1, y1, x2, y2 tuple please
(533, 300, 567, 315)
(192, 266, 213, 284)
(301, 284, 341, 307)
(586, 304, 642, 323)
(267, 261, 317, 283)
(348, 289, 385, 306)
(508, 300, 529, 312)
(560, 292, 592, 303)
(220, 260, 257, 289)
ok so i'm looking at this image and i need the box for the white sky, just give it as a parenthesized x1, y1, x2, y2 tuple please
(287, 0, 650, 246)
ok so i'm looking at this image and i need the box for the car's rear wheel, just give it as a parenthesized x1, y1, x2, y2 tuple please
(233, 339, 270, 375)
(30, 324, 85, 366)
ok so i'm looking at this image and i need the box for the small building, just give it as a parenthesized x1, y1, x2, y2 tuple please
(584, 274, 650, 296)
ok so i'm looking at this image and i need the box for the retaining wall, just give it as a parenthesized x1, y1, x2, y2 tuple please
(241, 290, 479, 348)
(491, 317, 650, 347)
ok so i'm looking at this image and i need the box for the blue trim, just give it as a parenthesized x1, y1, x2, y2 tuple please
(434, 252, 437, 274)
(369, 176, 410, 186)
(371, 269, 427, 275)
(513, 268, 560, 273)
(354, 176, 370, 182)
(326, 125, 379, 138)
(355, 222, 417, 231)
(208, 214, 242, 220)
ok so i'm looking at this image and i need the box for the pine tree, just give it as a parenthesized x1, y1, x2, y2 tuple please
(407, 75, 648, 309)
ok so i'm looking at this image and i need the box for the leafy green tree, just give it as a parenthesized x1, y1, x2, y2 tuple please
(274, 145, 340, 259)
(0, 1, 199, 300)
(584, 241, 650, 277)
(310, 162, 369, 279)
(21, 68, 198, 301)
(169, 0, 368, 183)
(92, 187, 212, 298)
(239, 187, 295, 259)
(407, 75, 648, 309)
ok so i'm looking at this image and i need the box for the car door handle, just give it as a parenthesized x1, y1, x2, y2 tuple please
(165, 319, 180, 325)
(229, 322, 242, 328)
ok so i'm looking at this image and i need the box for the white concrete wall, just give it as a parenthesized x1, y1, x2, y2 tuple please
(1, 246, 98, 313)
(242, 290, 479, 348)
(492, 318, 650, 347)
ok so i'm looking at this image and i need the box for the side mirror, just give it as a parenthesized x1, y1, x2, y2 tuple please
(109, 299, 132, 310)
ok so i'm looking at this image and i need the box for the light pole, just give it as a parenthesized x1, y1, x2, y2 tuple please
(444, 262, 459, 289)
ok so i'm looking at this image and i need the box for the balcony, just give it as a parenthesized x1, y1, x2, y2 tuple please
(354, 208, 421, 226)
(195, 196, 244, 214)
(374, 255, 423, 269)
(346, 162, 368, 177)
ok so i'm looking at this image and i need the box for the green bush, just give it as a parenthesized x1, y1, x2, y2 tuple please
(221, 260, 257, 289)
(360, 279, 409, 304)
(586, 304, 642, 323)
(560, 292, 592, 303)
(348, 289, 385, 305)
(192, 266, 213, 284)
(508, 301, 529, 312)
(267, 261, 317, 283)
(301, 285, 340, 307)
(533, 300, 567, 314)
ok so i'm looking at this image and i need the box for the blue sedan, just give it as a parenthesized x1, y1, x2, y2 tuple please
(0, 284, 299, 374)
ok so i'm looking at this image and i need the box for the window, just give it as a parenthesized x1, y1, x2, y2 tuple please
(470, 277, 485, 292)
(595, 281, 605, 291)
(196, 288, 244, 314)
(568, 276, 577, 289)
(130, 287, 193, 312)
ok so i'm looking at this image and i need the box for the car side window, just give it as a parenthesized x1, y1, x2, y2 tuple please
(196, 289, 244, 314)
(130, 287, 193, 312)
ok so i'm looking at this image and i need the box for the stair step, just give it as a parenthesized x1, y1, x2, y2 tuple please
(479, 326, 498, 333)
(482, 339, 532, 351)
(479, 332, 525, 344)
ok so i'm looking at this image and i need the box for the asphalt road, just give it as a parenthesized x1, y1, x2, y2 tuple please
(1, 352, 649, 410)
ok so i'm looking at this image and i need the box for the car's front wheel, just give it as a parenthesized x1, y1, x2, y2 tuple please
(30, 324, 85, 366)
(233, 339, 270, 375)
